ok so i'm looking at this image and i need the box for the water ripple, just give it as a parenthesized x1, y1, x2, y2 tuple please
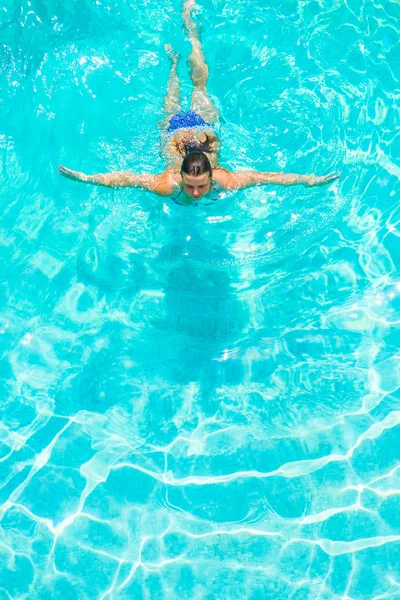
(1, 0, 400, 597)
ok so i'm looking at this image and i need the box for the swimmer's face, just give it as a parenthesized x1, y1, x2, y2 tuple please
(181, 172, 212, 200)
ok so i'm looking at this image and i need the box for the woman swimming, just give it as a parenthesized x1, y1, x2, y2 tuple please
(58, 0, 340, 207)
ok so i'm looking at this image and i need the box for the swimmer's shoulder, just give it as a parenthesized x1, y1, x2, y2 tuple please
(165, 167, 181, 184)
(212, 166, 234, 190)
(154, 168, 181, 196)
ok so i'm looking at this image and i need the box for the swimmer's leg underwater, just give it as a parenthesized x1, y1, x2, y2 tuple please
(160, 44, 182, 134)
(183, 0, 219, 124)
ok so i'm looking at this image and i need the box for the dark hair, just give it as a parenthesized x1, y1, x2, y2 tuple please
(179, 133, 215, 155)
(180, 151, 212, 178)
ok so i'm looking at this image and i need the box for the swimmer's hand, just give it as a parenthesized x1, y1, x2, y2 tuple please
(58, 166, 88, 182)
(304, 171, 340, 187)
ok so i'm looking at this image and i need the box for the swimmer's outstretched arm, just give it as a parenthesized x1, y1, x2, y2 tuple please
(214, 169, 340, 189)
(58, 166, 176, 196)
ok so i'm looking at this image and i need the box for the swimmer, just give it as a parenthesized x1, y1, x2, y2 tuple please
(58, 0, 340, 207)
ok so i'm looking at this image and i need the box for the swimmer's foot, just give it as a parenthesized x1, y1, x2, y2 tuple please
(183, 0, 196, 28)
(164, 43, 179, 64)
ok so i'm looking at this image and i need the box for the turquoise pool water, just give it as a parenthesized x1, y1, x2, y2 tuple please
(1, 0, 400, 598)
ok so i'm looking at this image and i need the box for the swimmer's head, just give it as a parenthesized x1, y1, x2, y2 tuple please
(180, 151, 212, 199)
(181, 151, 212, 178)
